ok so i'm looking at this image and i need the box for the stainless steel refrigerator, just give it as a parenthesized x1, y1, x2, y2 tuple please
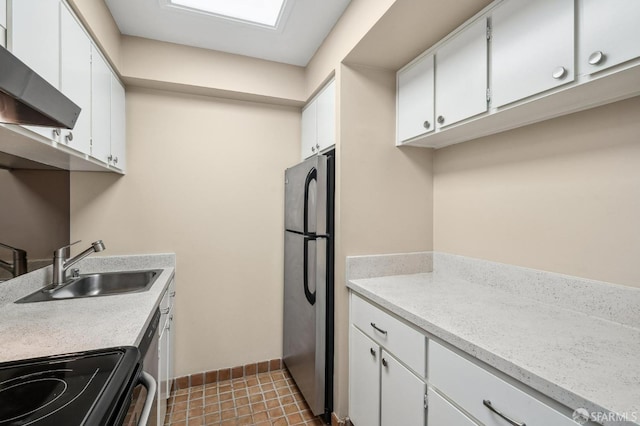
(283, 152, 334, 422)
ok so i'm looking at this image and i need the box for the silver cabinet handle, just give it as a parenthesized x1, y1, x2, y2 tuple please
(552, 66, 567, 80)
(65, 132, 73, 143)
(311, 146, 316, 153)
(423, 120, 431, 129)
(170, 291, 176, 297)
(107, 155, 113, 163)
(381, 358, 388, 367)
(315, 143, 320, 149)
(113, 156, 118, 164)
(370, 347, 376, 357)
(588, 51, 605, 65)
(437, 115, 445, 125)
(483, 400, 526, 426)
(52, 128, 61, 138)
(370, 322, 387, 335)
(161, 307, 170, 314)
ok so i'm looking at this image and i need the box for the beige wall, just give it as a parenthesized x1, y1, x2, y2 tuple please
(334, 64, 433, 416)
(305, 0, 396, 97)
(434, 96, 640, 288)
(0, 170, 69, 265)
(70, 88, 300, 376)
(67, 0, 121, 69)
(120, 36, 307, 106)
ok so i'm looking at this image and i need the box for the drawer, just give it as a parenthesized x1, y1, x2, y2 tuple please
(351, 293, 426, 377)
(429, 341, 577, 426)
(428, 388, 478, 426)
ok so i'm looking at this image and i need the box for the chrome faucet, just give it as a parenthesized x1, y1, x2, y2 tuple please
(51, 240, 105, 287)
(0, 242, 28, 278)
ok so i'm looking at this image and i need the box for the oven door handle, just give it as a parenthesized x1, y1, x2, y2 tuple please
(137, 371, 157, 426)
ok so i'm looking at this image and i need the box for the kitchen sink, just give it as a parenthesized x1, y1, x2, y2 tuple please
(16, 269, 162, 303)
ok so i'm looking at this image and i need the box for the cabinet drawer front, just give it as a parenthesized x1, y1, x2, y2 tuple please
(351, 294, 426, 377)
(428, 388, 478, 426)
(429, 341, 577, 426)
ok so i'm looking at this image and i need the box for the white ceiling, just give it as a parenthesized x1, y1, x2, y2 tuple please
(104, 0, 352, 66)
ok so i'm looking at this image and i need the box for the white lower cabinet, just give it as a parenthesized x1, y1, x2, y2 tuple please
(429, 341, 578, 426)
(349, 294, 427, 426)
(158, 279, 175, 425)
(349, 326, 381, 426)
(349, 293, 583, 426)
(428, 388, 478, 426)
(380, 350, 426, 426)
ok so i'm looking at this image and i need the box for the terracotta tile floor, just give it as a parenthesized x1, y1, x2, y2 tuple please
(164, 368, 327, 426)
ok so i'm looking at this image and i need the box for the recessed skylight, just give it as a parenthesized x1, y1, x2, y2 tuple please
(169, 0, 287, 28)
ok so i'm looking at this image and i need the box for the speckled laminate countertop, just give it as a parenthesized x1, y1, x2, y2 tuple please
(0, 254, 175, 363)
(346, 253, 640, 426)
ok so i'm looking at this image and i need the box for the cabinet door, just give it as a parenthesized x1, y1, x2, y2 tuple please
(158, 326, 168, 424)
(10, 0, 59, 88)
(10, 0, 61, 140)
(428, 389, 478, 426)
(167, 311, 174, 392)
(60, 4, 91, 154)
(380, 350, 426, 426)
(301, 101, 316, 160)
(579, 0, 640, 75)
(435, 18, 487, 128)
(110, 75, 126, 170)
(397, 54, 434, 142)
(349, 326, 380, 426)
(316, 79, 335, 153)
(1, 0, 7, 40)
(491, 0, 574, 108)
(91, 46, 111, 164)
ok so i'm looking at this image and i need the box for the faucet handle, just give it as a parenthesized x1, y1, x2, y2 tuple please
(54, 240, 82, 257)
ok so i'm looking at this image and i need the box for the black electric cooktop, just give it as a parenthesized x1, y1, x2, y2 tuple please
(0, 347, 140, 426)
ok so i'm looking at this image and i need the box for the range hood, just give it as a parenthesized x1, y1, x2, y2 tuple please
(0, 46, 80, 129)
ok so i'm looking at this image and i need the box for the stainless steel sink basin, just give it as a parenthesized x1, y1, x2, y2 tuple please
(16, 269, 162, 303)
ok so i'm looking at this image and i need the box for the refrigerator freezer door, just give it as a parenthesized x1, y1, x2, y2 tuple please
(284, 155, 327, 235)
(283, 231, 327, 415)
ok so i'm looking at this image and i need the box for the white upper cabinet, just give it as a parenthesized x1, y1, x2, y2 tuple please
(491, 0, 575, 108)
(301, 79, 335, 160)
(10, 0, 62, 141)
(579, 0, 640, 75)
(1, 0, 7, 47)
(91, 45, 127, 171)
(110, 76, 126, 171)
(301, 100, 317, 160)
(91, 46, 112, 165)
(316, 79, 335, 153)
(397, 54, 434, 143)
(60, 4, 91, 155)
(10, 0, 60, 89)
(5, 0, 127, 172)
(435, 18, 488, 128)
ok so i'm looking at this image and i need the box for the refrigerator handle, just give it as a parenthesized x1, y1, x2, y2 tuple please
(303, 235, 316, 306)
(303, 168, 317, 235)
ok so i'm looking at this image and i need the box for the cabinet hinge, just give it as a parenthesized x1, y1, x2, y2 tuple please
(486, 25, 492, 41)
(486, 88, 491, 104)
(424, 393, 428, 409)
